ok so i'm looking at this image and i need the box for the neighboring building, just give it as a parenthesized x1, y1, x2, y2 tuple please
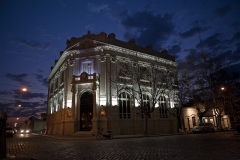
(46, 31, 179, 136)
(182, 106, 231, 131)
(20, 116, 46, 133)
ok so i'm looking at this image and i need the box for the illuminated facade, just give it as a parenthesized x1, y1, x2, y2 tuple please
(46, 32, 179, 136)
(182, 107, 231, 131)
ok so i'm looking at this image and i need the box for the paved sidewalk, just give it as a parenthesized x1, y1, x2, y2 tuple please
(3, 130, 238, 159)
(38, 131, 190, 140)
(38, 128, 237, 140)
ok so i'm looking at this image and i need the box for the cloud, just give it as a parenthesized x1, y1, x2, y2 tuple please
(196, 33, 223, 50)
(231, 22, 240, 31)
(121, 11, 175, 49)
(183, 48, 198, 58)
(37, 69, 45, 73)
(214, 5, 231, 18)
(1, 100, 47, 118)
(229, 42, 240, 62)
(168, 45, 181, 58)
(33, 73, 48, 87)
(12, 38, 52, 50)
(0, 90, 13, 96)
(85, 24, 95, 31)
(5, 73, 30, 85)
(13, 89, 47, 100)
(179, 26, 210, 39)
(232, 31, 240, 42)
(88, 3, 108, 13)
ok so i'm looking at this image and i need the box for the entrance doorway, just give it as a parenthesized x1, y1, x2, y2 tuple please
(80, 91, 93, 131)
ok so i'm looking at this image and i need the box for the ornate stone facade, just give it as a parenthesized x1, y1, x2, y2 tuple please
(46, 31, 179, 136)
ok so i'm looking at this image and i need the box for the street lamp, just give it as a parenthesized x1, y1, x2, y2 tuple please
(221, 87, 225, 91)
(22, 88, 27, 92)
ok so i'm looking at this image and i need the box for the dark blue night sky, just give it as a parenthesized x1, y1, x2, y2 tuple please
(0, 0, 240, 126)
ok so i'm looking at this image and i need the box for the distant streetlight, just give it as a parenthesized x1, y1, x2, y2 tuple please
(16, 118, 19, 120)
(18, 105, 21, 107)
(221, 87, 225, 91)
(22, 88, 27, 92)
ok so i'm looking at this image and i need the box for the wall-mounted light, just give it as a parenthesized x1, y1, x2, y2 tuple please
(100, 105, 106, 116)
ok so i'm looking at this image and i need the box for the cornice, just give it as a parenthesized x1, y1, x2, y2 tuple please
(48, 38, 176, 81)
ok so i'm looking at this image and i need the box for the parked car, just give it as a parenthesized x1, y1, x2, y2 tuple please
(6, 127, 14, 137)
(192, 123, 215, 133)
(231, 121, 240, 134)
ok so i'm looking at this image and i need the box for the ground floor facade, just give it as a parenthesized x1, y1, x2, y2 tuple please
(46, 85, 178, 136)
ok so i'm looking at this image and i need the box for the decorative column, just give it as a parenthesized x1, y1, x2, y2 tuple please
(71, 75, 76, 121)
(91, 88, 98, 135)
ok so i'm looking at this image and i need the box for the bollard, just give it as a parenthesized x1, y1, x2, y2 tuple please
(0, 118, 6, 159)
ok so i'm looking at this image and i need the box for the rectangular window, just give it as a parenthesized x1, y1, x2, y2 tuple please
(82, 61, 93, 74)
(50, 83, 54, 93)
(119, 92, 131, 119)
(159, 96, 168, 118)
(55, 78, 58, 91)
(61, 71, 64, 84)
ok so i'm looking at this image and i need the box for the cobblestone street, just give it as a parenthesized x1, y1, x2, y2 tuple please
(4, 131, 240, 160)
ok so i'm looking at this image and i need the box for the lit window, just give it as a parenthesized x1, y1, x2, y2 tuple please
(118, 92, 131, 119)
(159, 96, 168, 118)
(82, 62, 93, 74)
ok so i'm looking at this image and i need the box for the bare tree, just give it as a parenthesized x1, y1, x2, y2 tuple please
(178, 51, 226, 125)
(113, 55, 178, 136)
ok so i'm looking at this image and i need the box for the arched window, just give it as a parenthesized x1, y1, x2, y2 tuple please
(142, 94, 151, 119)
(159, 96, 168, 118)
(118, 92, 131, 119)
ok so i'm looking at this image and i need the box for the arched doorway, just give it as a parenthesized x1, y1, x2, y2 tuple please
(80, 91, 93, 131)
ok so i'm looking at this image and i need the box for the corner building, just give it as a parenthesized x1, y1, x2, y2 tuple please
(46, 32, 179, 136)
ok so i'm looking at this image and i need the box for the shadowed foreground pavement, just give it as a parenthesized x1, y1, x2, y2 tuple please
(4, 130, 240, 160)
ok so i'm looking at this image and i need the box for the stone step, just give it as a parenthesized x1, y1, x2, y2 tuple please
(73, 131, 94, 136)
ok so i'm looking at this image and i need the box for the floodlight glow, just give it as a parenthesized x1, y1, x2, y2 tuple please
(67, 100, 72, 108)
(112, 97, 117, 106)
(100, 97, 106, 106)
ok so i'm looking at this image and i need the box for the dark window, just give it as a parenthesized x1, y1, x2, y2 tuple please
(61, 71, 64, 83)
(159, 96, 168, 118)
(118, 92, 131, 119)
(50, 83, 54, 93)
(192, 117, 196, 126)
(55, 78, 58, 90)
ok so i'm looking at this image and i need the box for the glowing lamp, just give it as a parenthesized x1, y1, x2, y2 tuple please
(22, 88, 27, 92)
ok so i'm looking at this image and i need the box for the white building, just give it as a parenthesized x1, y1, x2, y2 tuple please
(46, 31, 179, 136)
(182, 106, 232, 131)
